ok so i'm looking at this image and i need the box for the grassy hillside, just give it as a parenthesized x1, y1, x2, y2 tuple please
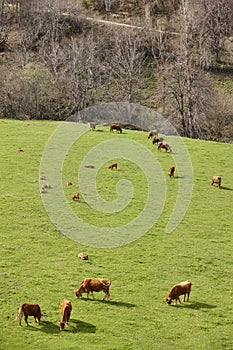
(0, 119, 232, 350)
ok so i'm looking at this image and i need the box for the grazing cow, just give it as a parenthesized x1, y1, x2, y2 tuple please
(18, 148, 24, 152)
(74, 278, 111, 301)
(15, 303, 43, 326)
(152, 136, 163, 144)
(109, 163, 117, 170)
(211, 176, 221, 188)
(169, 166, 175, 178)
(89, 122, 97, 131)
(40, 186, 47, 194)
(110, 123, 122, 133)
(67, 181, 73, 186)
(73, 193, 80, 201)
(165, 281, 192, 305)
(158, 142, 172, 153)
(147, 129, 158, 139)
(40, 175, 47, 180)
(78, 253, 88, 260)
(43, 184, 52, 189)
(60, 299, 72, 331)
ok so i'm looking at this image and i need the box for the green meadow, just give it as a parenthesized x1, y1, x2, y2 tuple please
(0, 119, 232, 350)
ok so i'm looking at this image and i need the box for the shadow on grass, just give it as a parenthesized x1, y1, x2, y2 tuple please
(80, 298, 136, 308)
(170, 301, 216, 310)
(26, 319, 96, 334)
(220, 186, 233, 191)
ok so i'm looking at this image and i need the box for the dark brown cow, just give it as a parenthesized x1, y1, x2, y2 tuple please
(15, 303, 43, 326)
(211, 176, 221, 188)
(165, 281, 192, 305)
(60, 299, 72, 331)
(109, 163, 117, 170)
(152, 136, 163, 144)
(74, 278, 111, 301)
(169, 166, 175, 178)
(110, 123, 122, 133)
(67, 181, 73, 186)
(158, 142, 172, 153)
(72, 193, 80, 201)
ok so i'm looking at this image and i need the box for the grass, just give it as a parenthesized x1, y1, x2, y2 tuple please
(0, 119, 233, 350)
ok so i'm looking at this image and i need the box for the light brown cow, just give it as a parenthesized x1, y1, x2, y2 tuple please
(211, 176, 221, 188)
(165, 281, 192, 305)
(148, 129, 158, 139)
(110, 123, 122, 133)
(158, 142, 172, 153)
(15, 303, 43, 326)
(89, 122, 97, 131)
(72, 193, 80, 201)
(109, 163, 117, 170)
(60, 299, 72, 331)
(74, 278, 111, 301)
(78, 253, 88, 260)
(169, 166, 175, 178)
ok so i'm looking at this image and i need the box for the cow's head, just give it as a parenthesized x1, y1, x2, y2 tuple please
(60, 321, 66, 331)
(165, 297, 172, 305)
(74, 287, 83, 299)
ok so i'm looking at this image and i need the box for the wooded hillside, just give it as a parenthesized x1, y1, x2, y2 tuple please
(0, 0, 232, 141)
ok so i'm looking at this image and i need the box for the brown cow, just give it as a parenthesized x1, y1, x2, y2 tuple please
(148, 129, 158, 139)
(110, 123, 122, 133)
(152, 136, 163, 144)
(211, 176, 221, 188)
(60, 299, 72, 331)
(78, 253, 89, 260)
(89, 122, 97, 131)
(109, 163, 117, 170)
(15, 303, 43, 326)
(74, 278, 111, 301)
(67, 181, 73, 186)
(158, 142, 172, 153)
(72, 193, 80, 201)
(169, 166, 175, 178)
(165, 281, 192, 305)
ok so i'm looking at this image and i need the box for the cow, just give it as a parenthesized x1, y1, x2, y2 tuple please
(40, 185, 47, 194)
(43, 184, 52, 189)
(152, 136, 163, 144)
(18, 148, 24, 152)
(40, 175, 47, 180)
(109, 163, 117, 170)
(158, 142, 172, 153)
(60, 299, 72, 331)
(165, 281, 192, 305)
(78, 253, 88, 260)
(110, 123, 122, 133)
(147, 129, 158, 139)
(211, 176, 221, 188)
(72, 193, 80, 201)
(67, 181, 73, 186)
(169, 166, 175, 178)
(89, 122, 97, 131)
(15, 303, 43, 326)
(74, 278, 111, 301)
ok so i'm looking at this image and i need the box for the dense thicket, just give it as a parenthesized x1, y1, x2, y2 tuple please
(0, 0, 232, 141)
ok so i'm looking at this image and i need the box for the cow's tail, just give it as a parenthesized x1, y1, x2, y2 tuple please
(14, 306, 23, 323)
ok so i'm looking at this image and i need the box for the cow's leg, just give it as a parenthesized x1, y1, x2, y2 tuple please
(18, 314, 23, 326)
(91, 291, 94, 300)
(178, 297, 181, 304)
(87, 291, 89, 299)
(187, 292, 190, 301)
(25, 315, 29, 326)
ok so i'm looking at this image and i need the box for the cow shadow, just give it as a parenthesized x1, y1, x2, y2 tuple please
(171, 301, 216, 310)
(81, 298, 136, 308)
(27, 319, 96, 334)
(220, 186, 233, 191)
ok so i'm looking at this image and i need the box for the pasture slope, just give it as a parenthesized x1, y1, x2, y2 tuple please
(0, 119, 232, 350)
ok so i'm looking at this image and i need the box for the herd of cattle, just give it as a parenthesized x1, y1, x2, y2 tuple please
(15, 279, 192, 330)
(18, 122, 222, 330)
